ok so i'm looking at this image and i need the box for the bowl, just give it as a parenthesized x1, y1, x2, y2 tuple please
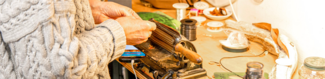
(203, 7, 232, 20)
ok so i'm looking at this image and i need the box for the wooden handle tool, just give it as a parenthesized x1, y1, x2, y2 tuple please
(175, 44, 203, 64)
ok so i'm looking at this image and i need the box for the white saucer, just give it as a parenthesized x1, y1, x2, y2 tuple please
(219, 40, 248, 49)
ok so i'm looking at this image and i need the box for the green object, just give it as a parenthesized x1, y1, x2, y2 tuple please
(214, 72, 269, 79)
(137, 11, 181, 31)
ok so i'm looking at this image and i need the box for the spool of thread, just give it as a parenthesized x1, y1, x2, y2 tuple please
(173, 3, 189, 21)
(181, 19, 197, 41)
(207, 21, 224, 32)
(194, 1, 209, 15)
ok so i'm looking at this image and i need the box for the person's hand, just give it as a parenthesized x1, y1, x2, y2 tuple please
(90, 1, 141, 24)
(116, 17, 156, 45)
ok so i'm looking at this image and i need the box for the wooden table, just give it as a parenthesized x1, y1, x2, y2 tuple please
(117, 0, 278, 78)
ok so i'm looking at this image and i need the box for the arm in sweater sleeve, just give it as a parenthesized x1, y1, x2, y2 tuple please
(0, 0, 126, 78)
(0, 34, 16, 79)
(53, 19, 126, 78)
(77, 19, 126, 63)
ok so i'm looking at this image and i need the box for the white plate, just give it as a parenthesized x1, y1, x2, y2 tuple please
(203, 7, 232, 20)
(219, 40, 248, 49)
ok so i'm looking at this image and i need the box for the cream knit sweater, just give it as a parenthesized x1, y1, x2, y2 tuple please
(0, 0, 126, 79)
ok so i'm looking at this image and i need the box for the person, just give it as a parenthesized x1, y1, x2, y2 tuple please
(0, 0, 156, 78)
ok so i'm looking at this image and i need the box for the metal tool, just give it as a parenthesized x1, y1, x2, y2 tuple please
(136, 19, 202, 64)
(134, 19, 205, 79)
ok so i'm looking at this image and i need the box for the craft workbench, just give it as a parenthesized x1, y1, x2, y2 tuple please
(116, 0, 278, 78)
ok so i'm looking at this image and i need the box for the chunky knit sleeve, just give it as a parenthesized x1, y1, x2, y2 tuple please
(66, 19, 126, 79)
(82, 19, 126, 63)
(0, 34, 16, 79)
(0, 0, 126, 79)
(28, 17, 126, 79)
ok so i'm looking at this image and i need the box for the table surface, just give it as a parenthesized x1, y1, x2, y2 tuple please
(117, 0, 278, 78)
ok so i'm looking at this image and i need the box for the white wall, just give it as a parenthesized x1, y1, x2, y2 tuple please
(233, 0, 325, 63)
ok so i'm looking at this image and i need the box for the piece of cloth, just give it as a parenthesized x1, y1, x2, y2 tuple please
(0, 0, 126, 79)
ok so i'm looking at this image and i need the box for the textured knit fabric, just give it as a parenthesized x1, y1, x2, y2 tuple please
(0, 0, 126, 79)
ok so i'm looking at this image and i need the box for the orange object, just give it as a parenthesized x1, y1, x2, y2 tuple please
(252, 22, 272, 31)
(271, 28, 279, 45)
(210, 7, 227, 16)
(253, 22, 289, 57)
